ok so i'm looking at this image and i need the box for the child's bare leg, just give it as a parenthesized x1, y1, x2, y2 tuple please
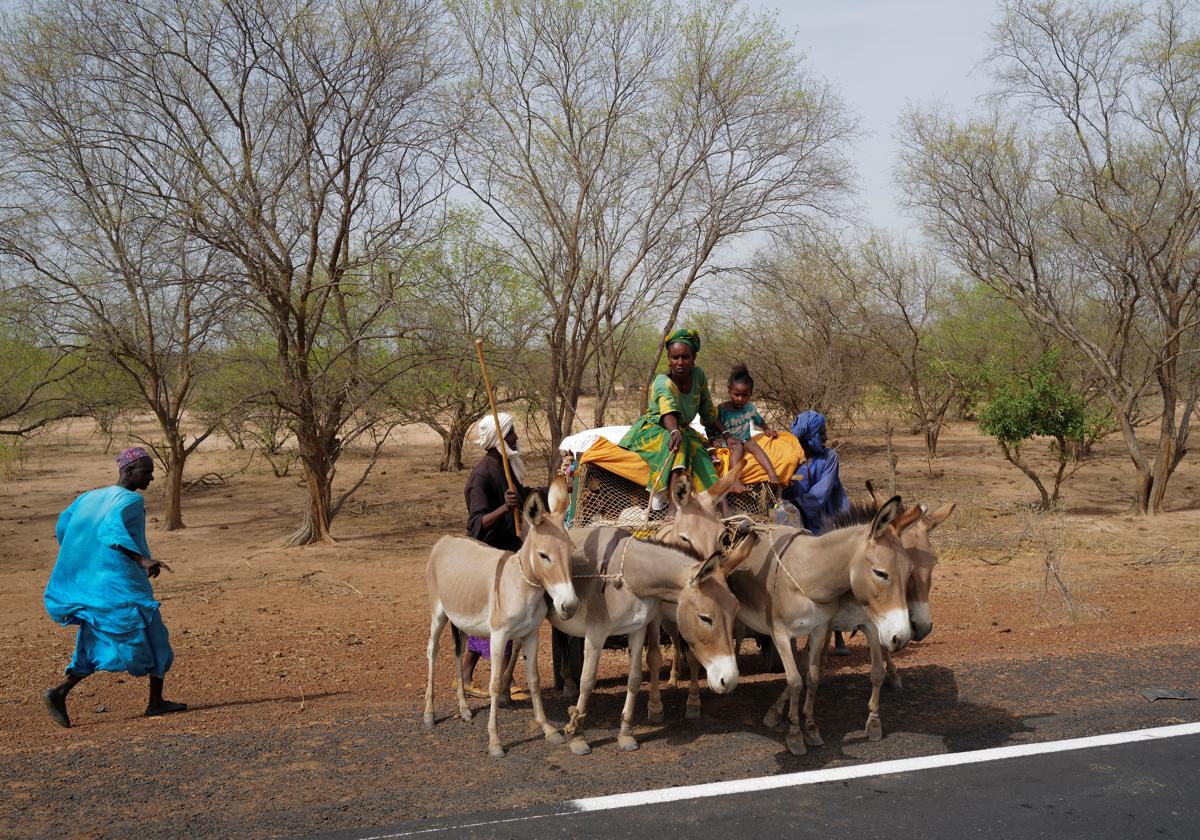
(745, 439, 779, 487)
(726, 441, 750, 493)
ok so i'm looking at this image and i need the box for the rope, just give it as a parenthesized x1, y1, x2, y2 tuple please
(570, 461, 672, 587)
(511, 551, 541, 589)
(762, 524, 808, 598)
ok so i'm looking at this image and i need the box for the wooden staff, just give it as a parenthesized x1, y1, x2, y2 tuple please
(474, 338, 521, 536)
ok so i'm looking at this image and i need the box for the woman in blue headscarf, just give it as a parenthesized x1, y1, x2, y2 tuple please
(784, 410, 852, 653)
(784, 410, 850, 535)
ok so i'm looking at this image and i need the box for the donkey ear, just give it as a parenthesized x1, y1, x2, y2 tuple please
(870, 496, 903, 541)
(924, 502, 956, 529)
(720, 530, 756, 575)
(690, 554, 722, 587)
(890, 503, 924, 534)
(523, 491, 546, 527)
(706, 460, 744, 502)
(547, 476, 569, 516)
(865, 480, 881, 509)
(670, 472, 693, 509)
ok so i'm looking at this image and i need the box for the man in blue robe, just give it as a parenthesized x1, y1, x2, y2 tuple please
(784, 410, 853, 654)
(42, 447, 186, 727)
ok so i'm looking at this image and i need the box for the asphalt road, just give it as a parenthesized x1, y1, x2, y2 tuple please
(5, 645, 1200, 839)
(307, 727, 1200, 840)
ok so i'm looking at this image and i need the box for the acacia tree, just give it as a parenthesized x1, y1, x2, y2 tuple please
(0, 289, 85, 437)
(388, 211, 541, 471)
(819, 235, 958, 462)
(900, 0, 1200, 513)
(0, 19, 233, 528)
(31, 0, 452, 544)
(979, 353, 1105, 510)
(716, 252, 866, 424)
(448, 0, 855, 457)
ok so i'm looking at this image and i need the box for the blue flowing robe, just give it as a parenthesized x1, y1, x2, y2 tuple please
(44, 486, 173, 677)
(784, 411, 850, 535)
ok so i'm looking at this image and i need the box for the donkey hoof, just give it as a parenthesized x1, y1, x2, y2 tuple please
(763, 710, 782, 729)
(496, 694, 512, 709)
(804, 726, 824, 747)
(458, 707, 473, 722)
(867, 718, 883, 742)
(617, 734, 640, 752)
(423, 712, 435, 729)
(545, 730, 565, 746)
(685, 702, 701, 721)
(785, 732, 807, 756)
(646, 703, 665, 724)
(488, 744, 506, 759)
(569, 738, 592, 756)
(886, 675, 903, 691)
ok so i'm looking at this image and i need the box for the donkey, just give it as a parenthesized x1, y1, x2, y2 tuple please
(550, 514, 755, 756)
(423, 478, 577, 758)
(821, 497, 956, 741)
(638, 466, 748, 721)
(727, 497, 921, 755)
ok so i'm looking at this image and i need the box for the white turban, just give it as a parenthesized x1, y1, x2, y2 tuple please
(475, 412, 526, 484)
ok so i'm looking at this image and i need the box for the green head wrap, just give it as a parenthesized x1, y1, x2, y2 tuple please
(663, 328, 700, 354)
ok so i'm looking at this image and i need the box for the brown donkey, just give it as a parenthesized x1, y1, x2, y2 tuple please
(822, 496, 956, 740)
(423, 478, 577, 758)
(728, 497, 921, 755)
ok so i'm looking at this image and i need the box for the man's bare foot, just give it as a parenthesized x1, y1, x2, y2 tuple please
(144, 700, 188, 717)
(731, 481, 749, 494)
(42, 688, 70, 728)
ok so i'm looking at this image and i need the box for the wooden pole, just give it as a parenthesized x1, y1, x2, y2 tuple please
(474, 338, 521, 536)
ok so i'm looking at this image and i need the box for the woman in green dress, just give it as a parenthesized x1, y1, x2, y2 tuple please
(619, 328, 731, 510)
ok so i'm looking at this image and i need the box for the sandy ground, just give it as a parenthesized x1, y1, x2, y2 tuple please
(1, 415, 1199, 838)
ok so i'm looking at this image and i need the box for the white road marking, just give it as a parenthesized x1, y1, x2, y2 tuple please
(572, 721, 1200, 812)
(351, 722, 1200, 838)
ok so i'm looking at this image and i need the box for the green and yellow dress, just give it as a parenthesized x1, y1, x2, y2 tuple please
(619, 369, 720, 492)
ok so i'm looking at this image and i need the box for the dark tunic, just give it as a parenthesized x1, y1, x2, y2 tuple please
(462, 449, 582, 688)
(464, 450, 529, 551)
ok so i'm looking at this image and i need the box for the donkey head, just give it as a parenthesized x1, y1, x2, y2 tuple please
(851, 496, 920, 652)
(522, 476, 578, 621)
(673, 552, 743, 695)
(655, 464, 745, 561)
(900, 502, 955, 641)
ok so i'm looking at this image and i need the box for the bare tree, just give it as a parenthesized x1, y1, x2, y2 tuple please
(22, 0, 453, 544)
(448, 0, 855, 458)
(713, 257, 866, 425)
(0, 305, 85, 437)
(387, 210, 540, 471)
(820, 235, 957, 463)
(900, 0, 1200, 513)
(0, 19, 233, 528)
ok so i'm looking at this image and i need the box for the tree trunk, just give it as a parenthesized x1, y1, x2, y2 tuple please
(157, 419, 188, 531)
(160, 439, 187, 531)
(288, 431, 336, 546)
(998, 442, 1051, 510)
(439, 420, 469, 472)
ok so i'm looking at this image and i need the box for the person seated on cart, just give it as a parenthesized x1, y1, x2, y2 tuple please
(619, 328, 733, 516)
(785, 409, 854, 654)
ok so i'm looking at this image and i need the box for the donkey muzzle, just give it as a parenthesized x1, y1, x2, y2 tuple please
(549, 585, 578, 621)
(876, 608, 913, 652)
(703, 655, 739, 694)
(909, 601, 933, 641)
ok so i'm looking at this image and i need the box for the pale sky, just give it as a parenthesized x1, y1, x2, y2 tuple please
(744, 0, 1004, 236)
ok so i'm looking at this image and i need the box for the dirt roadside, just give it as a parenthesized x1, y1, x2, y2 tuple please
(1, 418, 1198, 838)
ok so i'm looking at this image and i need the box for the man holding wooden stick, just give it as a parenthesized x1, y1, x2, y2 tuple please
(458, 412, 532, 699)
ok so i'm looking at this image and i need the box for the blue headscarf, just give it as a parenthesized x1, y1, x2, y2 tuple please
(791, 410, 827, 456)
